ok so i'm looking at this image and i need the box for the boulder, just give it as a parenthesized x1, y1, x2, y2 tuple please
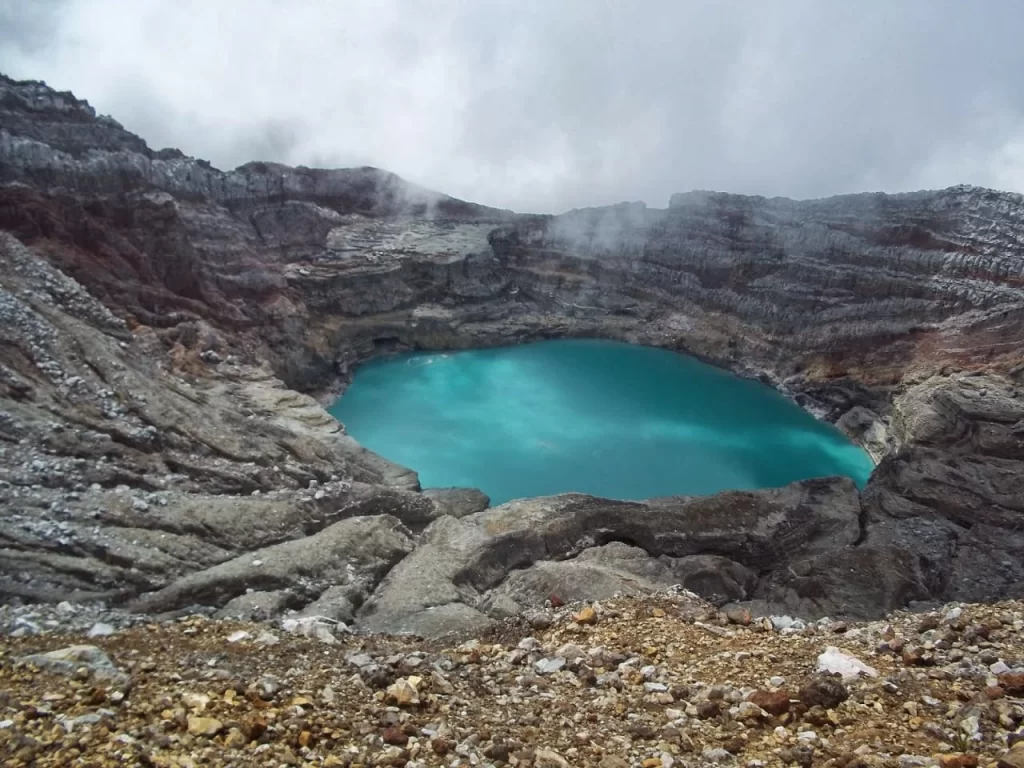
(130, 515, 413, 614)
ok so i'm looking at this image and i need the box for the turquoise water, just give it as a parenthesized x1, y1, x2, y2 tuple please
(330, 339, 874, 505)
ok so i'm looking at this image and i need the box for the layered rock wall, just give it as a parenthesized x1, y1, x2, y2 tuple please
(1, 73, 1023, 633)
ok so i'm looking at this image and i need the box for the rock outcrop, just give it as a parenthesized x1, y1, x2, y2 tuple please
(1, 72, 1023, 634)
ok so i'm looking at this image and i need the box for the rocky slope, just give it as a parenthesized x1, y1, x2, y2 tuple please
(0, 73, 1023, 634)
(2, 594, 1024, 767)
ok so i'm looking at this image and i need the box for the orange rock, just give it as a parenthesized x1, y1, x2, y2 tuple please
(936, 753, 979, 768)
(573, 607, 598, 625)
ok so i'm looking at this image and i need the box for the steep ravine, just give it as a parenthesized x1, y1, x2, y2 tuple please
(1, 73, 1023, 635)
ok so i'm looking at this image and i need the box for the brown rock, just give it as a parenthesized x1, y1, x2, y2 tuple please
(723, 736, 746, 754)
(937, 754, 979, 768)
(600, 756, 630, 768)
(902, 646, 936, 666)
(382, 726, 408, 747)
(747, 689, 791, 716)
(483, 742, 510, 762)
(431, 738, 452, 755)
(724, 607, 752, 625)
(998, 673, 1024, 696)
(998, 743, 1024, 768)
(697, 700, 724, 720)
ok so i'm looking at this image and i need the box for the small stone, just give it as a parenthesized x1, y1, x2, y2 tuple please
(226, 630, 251, 643)
(697, 700, 723, 720)
(182, 693, 210, 712)
(999, 742, 1024, 768)
(223, 728, 248, 748)
(600, 757, 630, 768)
(530, 614, 553, 630)
(484, 742, 511, 762)
(700, 747, 733, 764)
(87, 622, 116, 638)
(535, 657, 566, 675)
(536, 748, 570, 768)
(573, 607, 598, 625)
(736, 700, 769, 723)
(255, 631, 279, 646)
(187, 716, 224, 736)
(998, 673, 1024, 695)
(903, 646, 936, 666)
(382, 725, 408, 746)
(798, 676, 849, 710)
(385, 677, 421, 706)
(725, 607, 752, 625)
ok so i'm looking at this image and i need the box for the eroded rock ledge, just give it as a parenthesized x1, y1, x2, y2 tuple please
(0, 73, 1023, 635)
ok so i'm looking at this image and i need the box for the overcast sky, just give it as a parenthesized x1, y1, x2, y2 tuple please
(2, 0, 1024, 213)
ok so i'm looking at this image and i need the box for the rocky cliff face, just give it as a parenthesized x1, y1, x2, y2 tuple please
(1, 73, 1023, 634)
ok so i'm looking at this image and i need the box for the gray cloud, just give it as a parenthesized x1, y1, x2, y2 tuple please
(1, 0, 1023, 212)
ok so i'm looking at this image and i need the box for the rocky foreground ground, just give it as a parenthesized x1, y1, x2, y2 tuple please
(1, 594, 1022, 768)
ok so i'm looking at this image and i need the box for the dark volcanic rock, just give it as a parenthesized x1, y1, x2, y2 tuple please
(1, 73, 1023, 632)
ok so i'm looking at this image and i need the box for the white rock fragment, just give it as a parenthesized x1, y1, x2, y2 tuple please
(281, 616, 339, 644)
(87, 622, 115, 638)
(535, 657, 566, 675)
(816, 646, 878, 679)
(255, 631, 279, 646)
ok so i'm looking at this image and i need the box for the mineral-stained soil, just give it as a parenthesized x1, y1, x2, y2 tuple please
(0, 72, 1023, 636)
(1, 594, 1023, 767)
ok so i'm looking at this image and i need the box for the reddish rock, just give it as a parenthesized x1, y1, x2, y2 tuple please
(746, 689, 791, 716)
(382, 726, 408, 747)
(998, 673, 1024, 696)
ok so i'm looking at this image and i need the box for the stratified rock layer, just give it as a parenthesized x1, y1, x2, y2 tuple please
(1, 73, 1023, 633)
